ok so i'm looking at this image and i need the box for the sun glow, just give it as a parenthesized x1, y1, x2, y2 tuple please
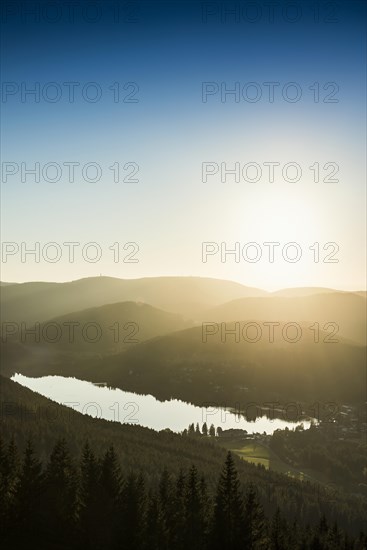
(240, 188, 321, 243)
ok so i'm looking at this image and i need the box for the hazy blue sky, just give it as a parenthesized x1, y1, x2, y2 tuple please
(1, 0, 366, 289)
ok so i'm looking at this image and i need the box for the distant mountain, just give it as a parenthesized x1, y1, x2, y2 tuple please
(204, 292, 367, 345)
(272, 287, 343, 297)
(99, 323, 365, 406)
(2, 277, 365, 408)
(0, 301, 194, 376)
(0, 276, 267, 323)
(36, 301, 190, 352)
(9, 322, 364, 409)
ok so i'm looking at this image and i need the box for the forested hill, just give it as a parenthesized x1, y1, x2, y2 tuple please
(1, 376, 366, 540)
(1, 440, 366, 550)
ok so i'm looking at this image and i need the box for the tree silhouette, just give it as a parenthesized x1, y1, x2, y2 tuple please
(211, 451, 245, 549)
(120, 472, 145, 549)
(99, 444, 122, 548)
(244, 482, 268, 549)
(15, 439, 44, 534)
(0, 437, 19, 534)
(79, 441, 101, 548)
(184, 465, 205, 549)
(0, 434, 364, 550)
(43, 438, 78, 543)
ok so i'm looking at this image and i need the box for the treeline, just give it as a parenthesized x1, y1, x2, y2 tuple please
(1, 437, 366, 550)
(183, 422, 217, 437)
(2, 377, 367, 538)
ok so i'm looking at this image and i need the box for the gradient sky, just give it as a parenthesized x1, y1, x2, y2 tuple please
(1, 0, 366, 290)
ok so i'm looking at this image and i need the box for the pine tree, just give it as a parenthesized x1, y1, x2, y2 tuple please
(143, 491, 161, 550)
(99, 445, 122, 548)
(15, 439, 44, 535)
(172, 469, 186, 550)
(211, 451, 245, 549)
(120, 472, 146, 549)
(0, 434, 363, 549)
(244, 483, 268, 549)
(157, 467, 174, 549)
(79, 441, 101, 548)
(270, 507, 286, 550)
(0, 437, 19, 537)
(199, 473, 210, 535)
(209, 424, 216, 437)
(184, 465, 204, 549)
(43, 438, 78, 544)
(287, 518, 301, 550)
(100, 444, 122, 502)
(202, 422, 208, 436)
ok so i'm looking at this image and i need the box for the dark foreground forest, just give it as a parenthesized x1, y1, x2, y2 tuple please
(1, 435, 366, 550)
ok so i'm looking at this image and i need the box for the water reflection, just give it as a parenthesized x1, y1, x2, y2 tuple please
(12, 374, 311, 434)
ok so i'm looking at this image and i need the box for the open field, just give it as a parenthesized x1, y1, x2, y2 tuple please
(218, 438, 331, 486)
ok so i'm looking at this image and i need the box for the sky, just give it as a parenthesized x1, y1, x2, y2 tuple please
(0, 0, 366, 290)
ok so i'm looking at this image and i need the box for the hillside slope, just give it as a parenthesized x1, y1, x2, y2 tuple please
(3, 301, 192, 355)
(7, 323, 364, 408)
(204, 292, 367, 345)
(1, 376, 366, 535)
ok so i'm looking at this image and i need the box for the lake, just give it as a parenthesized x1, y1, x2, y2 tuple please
(12, 373, 311, 434)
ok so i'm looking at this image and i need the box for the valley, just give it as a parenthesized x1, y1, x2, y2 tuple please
(1, 276, 366, 548)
